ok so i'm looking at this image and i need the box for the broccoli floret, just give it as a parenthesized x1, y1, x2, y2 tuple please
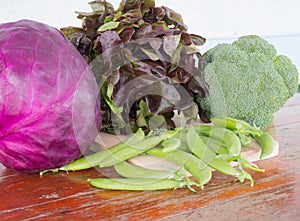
(232, 35, 277, 59)
(198, 35, 299, 130)
(273, 55, 299, 97)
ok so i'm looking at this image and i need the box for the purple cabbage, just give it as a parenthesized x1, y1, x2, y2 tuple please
(0, 20, 101, 173)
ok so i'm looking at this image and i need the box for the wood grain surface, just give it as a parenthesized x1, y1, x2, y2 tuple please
(0, 94, 299, 221)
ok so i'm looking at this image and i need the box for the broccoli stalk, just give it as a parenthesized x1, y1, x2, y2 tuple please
(197, 35, 299, 130)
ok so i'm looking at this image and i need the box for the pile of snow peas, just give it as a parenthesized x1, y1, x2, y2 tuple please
(41, 117, 275, 192)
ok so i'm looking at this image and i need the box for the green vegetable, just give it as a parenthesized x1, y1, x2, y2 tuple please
(198, 135, 228, 155)
(198, 35, 299, 130)
(211, 117, 261, 147)
(236, 133, 252, 147)
(39, 128, 145, 176)
(98, 133, 165, 167)
(114, 161, 175, 179)
(146, 147, 212, 188)
(209, 158, 240, 176)
(161, 137, 182, 153)
(97, 129, 180, 168)
(41, 117, 271, 191)
(237, 157, 265, 172)
(253, 132, 275, 159)
(186, 127, 238, 176)
(211, 117, 262, 137)
(195, 125, 242, 157)
(88, 178, 186, 191)
(186, 126, 217, 164)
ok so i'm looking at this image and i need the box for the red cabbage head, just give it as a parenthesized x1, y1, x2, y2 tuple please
(0, 20, 101, 173)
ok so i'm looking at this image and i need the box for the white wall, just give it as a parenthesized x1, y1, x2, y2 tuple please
(1, 0, 299, 37)
(0, 0, 91, 28)
(158, 0, 300, 38)
(0, 0, 299, 81)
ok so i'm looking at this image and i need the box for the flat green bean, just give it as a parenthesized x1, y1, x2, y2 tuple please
(211, 117, 255, 146)
(237, 133, 251, 146)
(114, 161, 175, 179)
(253, 132, 275, 159)
(237, 157, 265, 172)
(88, 178, 185, 191)
(211, 117, 263, 136)
(177, 144, 191, 153)
(186, 126, 240, 177)
(187, 126, 216, 164)
(209, 158, 240, 176)
(194, 124, 242, 157)
(39, 128, 145, 176)
(146, 148, 212, 188)
(99, 134, 164, 167)
(161, 137, 182, 153)
(198, 135, 228, 155)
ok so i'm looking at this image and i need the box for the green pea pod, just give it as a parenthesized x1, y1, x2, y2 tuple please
(186, 127, 240, 177)
(187, 126, 217, 165)
(198, 135, 228, 155)
(209, 158, 240, 176)
(237, 133, 251, 146)
(211, 117, 263, 137)
(146, 148, 212, 188)
(99, 134, 164, 167)
(195, 125, 242, 157)
(114, 161, 175, 179)
(88, 178, 185, 191)
(177, 144, 191, 153)
(161, 137, 182, 153)
(237, 157, 265, 172)
(39, 128, 145, 176)
(253, 132, 275, 159)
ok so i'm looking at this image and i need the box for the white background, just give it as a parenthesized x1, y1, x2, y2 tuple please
(0, 0, 299, 82)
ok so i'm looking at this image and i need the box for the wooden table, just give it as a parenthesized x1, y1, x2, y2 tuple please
(1, 94, 300, 221)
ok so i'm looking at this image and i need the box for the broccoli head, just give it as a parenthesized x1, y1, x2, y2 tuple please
(197, 35, 299, 130)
